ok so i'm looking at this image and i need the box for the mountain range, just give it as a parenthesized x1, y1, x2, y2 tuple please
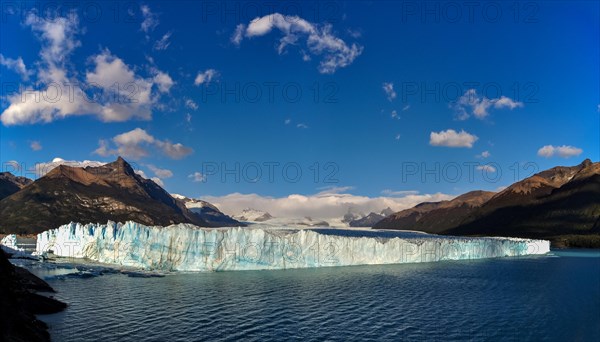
(375, 159, 600, 247)
(0, 157, 240, 234)
(0, 172, 33, 200)
(1, 157, 598, 247)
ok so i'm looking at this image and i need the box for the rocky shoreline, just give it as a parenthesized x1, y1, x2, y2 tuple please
(0, 250, 66, 342)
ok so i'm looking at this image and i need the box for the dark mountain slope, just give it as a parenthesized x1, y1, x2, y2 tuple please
(0, 157, 240, 234)
(0, 172, 33, 200)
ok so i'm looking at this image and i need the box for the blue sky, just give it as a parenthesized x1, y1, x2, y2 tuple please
(0, 1, 598, 216)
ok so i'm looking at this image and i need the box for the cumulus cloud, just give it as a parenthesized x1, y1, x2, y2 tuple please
(201, 191, 454, 220)
(0, 54, 31, 80)
(188, 172, 206, 182)
(150, 177, 164, 186)
(382, 82, 396, 101)
(30, 141, 42, 151)
(476, 165, 497, 173)
(35, 157, 106, 177)
(135, 169, 148, 178)
(537, 145, 583, 158)
(147, 164, 173, 178)
(136, 168, 164, 186)
(194, 69, 218, 85)
(0, 13, 170, 126)
(232, 13, 363, 74)
(94, 128, 194, 160)
(430, 129, 478, 148)
(24, 11, 81, 72)
(152, 70, 174, 93)
(452, 89, 523, 120)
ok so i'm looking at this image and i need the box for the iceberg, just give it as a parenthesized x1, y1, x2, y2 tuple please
(1, 234, 22, 251)
(35, 221, 550, 272)
(1, 234, 33, 258)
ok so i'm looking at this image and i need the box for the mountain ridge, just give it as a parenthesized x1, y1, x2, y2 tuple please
(0, 157, 241, 234)
(375, 159, 600, 247)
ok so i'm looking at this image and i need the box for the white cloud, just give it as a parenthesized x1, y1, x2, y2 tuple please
(537, 145, 583, 158)
(381, 189, 420, 196)
(24, 12, 81, 71)
(395, 134, 401, 140)
(452, 89, 523, 120)
(391, 110, 399, 119)
(30, 140, 42, 151)
(0, 13, 168, 126)
(382, 82, 396, 101)
(150, 177, 164, 186)
(140, 5, 159, 33)
(135, 169, 148, 178)
(477, 150, 491, 158)
(201, 191, 454, 220)
(194, 69, 218, 86)
(233, 13, 363, 74)
(188, 172, 206, 182)
(476, 165, 497, 173)
(152, 70, 174, 93)
(147, 164, 173, 178)
(35, 157, 106, 177)
(185, 99, 198, 110)
(494, 96, 523, 110)
(284, 118, 291, 125)
(0, 54, 31, 80)
(94, 128, 194, 160)
(153, 31, 171, 50)
(430, 129, 478, 148)
(296, 123, 308, 129)
(231, 24, 246, 45)
(316, 185, 355, 195)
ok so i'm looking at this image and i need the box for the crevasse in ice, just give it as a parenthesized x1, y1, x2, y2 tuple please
(35, 221, 550, 272)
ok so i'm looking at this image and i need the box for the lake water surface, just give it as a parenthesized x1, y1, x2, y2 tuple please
(25, 249, 600, 341)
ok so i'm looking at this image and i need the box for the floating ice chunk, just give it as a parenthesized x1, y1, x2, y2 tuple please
(1, 234, 34, 259)
(35, 221, 550, 272)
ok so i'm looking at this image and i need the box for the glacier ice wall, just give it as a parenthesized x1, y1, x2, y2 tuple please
(35, 221, 550, 272)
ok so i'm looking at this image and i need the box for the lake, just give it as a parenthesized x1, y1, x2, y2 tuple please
(22, 249, 600, 341)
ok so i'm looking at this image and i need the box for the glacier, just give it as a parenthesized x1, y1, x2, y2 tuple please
(1, 234, 31, 258)
(35, 221, 550, 272)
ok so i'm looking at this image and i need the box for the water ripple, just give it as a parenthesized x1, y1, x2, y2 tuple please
(32, 253, 600, 341)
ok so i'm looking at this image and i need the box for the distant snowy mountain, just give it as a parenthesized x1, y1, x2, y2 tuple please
(341, 209, 365, 224)
(348, 207, 394, 227)
(233, 208, 274, 222)
(172, 194, 241, 227)
(232, 209, 332, 227)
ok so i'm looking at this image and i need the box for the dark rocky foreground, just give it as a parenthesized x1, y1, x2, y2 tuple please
(0, 250, 66, 341)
